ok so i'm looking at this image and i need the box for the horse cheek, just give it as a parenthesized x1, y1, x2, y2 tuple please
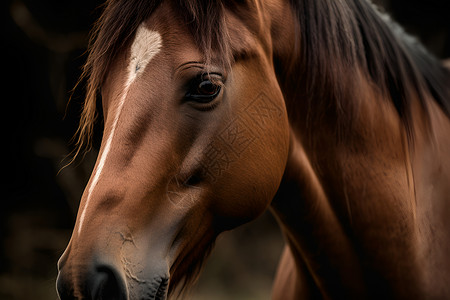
(210, 93, 289, 228)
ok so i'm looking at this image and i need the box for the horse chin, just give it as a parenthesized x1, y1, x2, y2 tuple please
(126, 275, 169, 300)
(119, 248, 171, 299)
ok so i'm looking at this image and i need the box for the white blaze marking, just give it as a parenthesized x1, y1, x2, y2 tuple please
(78, 25, 162, 235)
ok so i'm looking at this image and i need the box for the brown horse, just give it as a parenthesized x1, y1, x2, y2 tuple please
(57, 0, 450, 299)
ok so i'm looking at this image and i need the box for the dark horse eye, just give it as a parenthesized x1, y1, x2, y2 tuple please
(185, 74, 222, 103)
(198, 80, 218, 95)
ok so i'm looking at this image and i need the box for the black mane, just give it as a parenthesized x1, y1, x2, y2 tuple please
(291, 0, 450, 134)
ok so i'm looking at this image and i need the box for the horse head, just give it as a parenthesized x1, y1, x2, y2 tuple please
(57, 1, 293, 298)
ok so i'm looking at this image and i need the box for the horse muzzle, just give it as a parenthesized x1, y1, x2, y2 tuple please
(56, 239, 171, 300)
(57, 260, 169, 300)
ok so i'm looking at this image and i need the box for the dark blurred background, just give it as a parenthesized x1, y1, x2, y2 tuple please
(1, 0, 449, 299)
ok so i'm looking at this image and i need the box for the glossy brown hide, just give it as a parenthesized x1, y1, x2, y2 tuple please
(272, 95, 450, 300)
(57, 1, 290, 299)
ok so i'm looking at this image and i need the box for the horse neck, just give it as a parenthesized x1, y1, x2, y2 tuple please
(271, 50, 450, 298)
(269, 126, 368, 297)
(269, 72, 376, 297)
(267, 0, 450, 296)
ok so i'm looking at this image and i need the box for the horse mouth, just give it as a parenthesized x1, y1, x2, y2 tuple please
(133, 276, 169, 300)
(154, 277, 169, 300)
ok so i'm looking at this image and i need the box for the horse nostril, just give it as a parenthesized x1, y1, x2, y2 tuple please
(56, 263, 127, 300)
(91, 265, 127, 300)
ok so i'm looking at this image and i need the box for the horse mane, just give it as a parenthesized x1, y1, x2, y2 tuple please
(289, 0, 450, 138)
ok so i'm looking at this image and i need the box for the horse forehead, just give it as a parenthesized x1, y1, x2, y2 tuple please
(126, 24, 163, 85)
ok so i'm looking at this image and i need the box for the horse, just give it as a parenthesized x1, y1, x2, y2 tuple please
(56, 0, 450, 299)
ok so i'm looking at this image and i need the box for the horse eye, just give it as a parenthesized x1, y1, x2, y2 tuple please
(198, 80, 219, 96)
(186, 75, 222, 103)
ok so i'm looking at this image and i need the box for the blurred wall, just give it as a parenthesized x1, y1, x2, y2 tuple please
(1, 1, 449, 299)
(378, 0, 450, 58)
(2, 0, 101, 298)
